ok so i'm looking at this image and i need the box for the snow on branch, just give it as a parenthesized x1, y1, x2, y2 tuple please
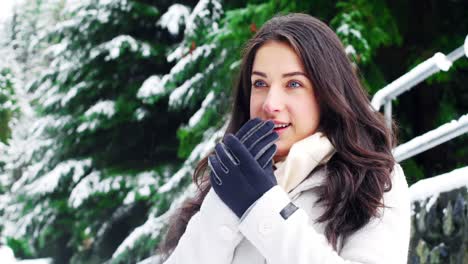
(77, 100, 116, 133)
(187, 91, 215, 128)
(89, 35, 152, 61)
(158, 122, 226, 194)
(112, 184, 197, 259)
(185, 0, 222, 37)
(137, 44, 216, 105)
(23, 159, 92, 196)
(157, 4, 190, 36)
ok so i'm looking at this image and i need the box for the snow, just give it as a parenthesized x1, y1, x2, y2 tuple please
(171, 44, 215, 75)
(40, 84, 61, 108)
(393, 114, 468, 162)
(167, 45, 189, 63)
(68, 171, 126, 208)
(0, 246, 15, 263)
(433, 52, 452, 71)
(3, 199, 55, 238)
(185, 0, 223, 37)
(77, 120, 99, 133)
(169, 62, 216, 108)
(84, 100, 116, 118)
(56, 0, 128, 34)
(229, 59, 241, 70)
(137, 76, 164, 99)
(122, 171, 159, 205)
(8, 138, 55, 192)
(30, 116, 71, 138)
(425, 195, 439, 212)
(90, 35, 151, 61)
(0, 0, 16, 22)
(77, 100, 116, 132)
(137, 255, 162, 264)
(111, 124, 228, 259)
(465, 34, 468, 57)
(43, 41, 68, 58)
(138, 44, 216, 105)
(133, 107, 148, 121)
(16, 259, 52, 264)
(168, 73, 202, 108)
(112, 184, 197, 259)
(158, 124, 226, 194)
(23, 159, 92, 195)
(188, 91, 214, 127)
(158, 4, 190, 36)
(409, 166, 468, 204)
(111, 208, 170, 258)
(108, 36, 137, 60)
(158, 166, 191, 194)
(336, 23, 363, 39)
(345, 45, 356, 56)
(371, 52, 451, 111)
(61, 82, 87, 107)
(334, 18, 370, 62)
(70, 169, 160, 208)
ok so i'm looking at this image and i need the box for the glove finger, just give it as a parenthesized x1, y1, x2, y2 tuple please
(235, 118, 263, 141)
(224, 134, 261, 169)
(257, 144, 277, 169)
(215, 142, 239, 167)
(224, 134, 277, 194)
(241, 120, 274, 147)
(248, 130, 278, 158)
(208, 155, 224, 186)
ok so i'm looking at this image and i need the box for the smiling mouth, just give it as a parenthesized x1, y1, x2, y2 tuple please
(273, 123, 291, 130)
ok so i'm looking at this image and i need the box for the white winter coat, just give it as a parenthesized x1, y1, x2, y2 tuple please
(163, 136, 411, 264)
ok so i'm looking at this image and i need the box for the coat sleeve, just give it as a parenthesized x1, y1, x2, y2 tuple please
(163, 189, 244, 264)
(238, 164, 411, 264)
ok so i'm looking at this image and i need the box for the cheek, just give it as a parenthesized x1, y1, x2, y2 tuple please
(249, 95, 263, 117)
(296, 102, 320, 130)
(294, 99, 320, 131)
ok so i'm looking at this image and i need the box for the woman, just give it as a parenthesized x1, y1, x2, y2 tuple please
(159, 13, 411, 264)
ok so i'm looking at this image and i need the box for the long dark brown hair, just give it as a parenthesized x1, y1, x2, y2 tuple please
(158, 13, 396, 259)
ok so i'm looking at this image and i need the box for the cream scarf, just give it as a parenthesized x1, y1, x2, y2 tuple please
(273, 132, 335, 193)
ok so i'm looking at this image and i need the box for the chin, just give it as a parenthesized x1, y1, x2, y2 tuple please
(273, 148, 289, 162)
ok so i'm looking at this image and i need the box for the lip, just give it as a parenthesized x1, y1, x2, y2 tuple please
(273, 125, 289, 135)
(269, 119, 291, 125)
(269, 120, 291, 135)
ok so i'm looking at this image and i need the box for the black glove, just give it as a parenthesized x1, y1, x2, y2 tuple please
(208, 119, 278, 218)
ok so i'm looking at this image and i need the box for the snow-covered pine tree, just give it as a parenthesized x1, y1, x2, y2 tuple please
(0, 69, 18, 144)
(0, 0, 53, 259)
(1, 0, 190, 263)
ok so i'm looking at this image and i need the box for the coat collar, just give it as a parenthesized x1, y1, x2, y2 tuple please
(287, 166, 328, 199)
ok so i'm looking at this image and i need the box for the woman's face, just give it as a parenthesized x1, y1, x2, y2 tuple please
(249, 41, 320, 161)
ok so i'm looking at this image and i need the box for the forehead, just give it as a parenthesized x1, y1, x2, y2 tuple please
(252, 41, 305, 75)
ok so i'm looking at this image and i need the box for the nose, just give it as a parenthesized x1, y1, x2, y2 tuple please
(262, 86, 284, 114)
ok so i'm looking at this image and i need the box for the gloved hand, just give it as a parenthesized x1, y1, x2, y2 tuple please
(235, 118, 278, 170)
(208, 118, 278, 218)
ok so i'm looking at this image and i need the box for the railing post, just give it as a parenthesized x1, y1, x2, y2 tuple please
(384, 100, 392, 130)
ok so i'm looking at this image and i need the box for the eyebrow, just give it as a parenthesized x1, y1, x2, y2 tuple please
(251, 71, 308, 78)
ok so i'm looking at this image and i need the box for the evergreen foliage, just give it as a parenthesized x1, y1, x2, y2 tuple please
(0, 0, 466, 263)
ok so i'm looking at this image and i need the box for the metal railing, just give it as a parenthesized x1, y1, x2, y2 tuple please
(368, 34, 467, 162)
(371, 34, 468, 129)
(393, 113, 468, 162)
